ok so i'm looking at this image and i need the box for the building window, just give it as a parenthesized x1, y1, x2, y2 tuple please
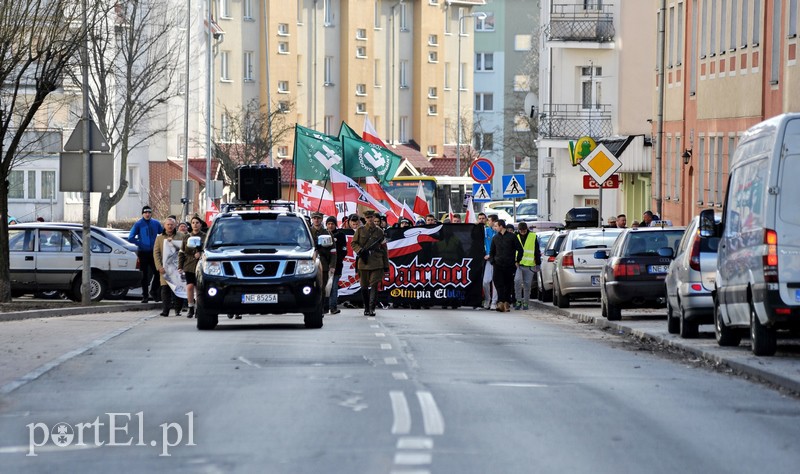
(475, 53, 493, 71)
(127, 165, 140, 194)
(357, 102, 367, 114)
(221, 114, 231, 141)
(580, 65, 602, 109)
(243, 0, 252, 19)
(279, 101, 290, 113)
(514, 114, 530, 132)
(324, 56, 333, 85)
(428, 34, 438, 46)
(730, 0, 738, 47)
(444, 62, 451, 89)
(278, 23, 289, 36)
(697, 136, 705, 203)
(374, 1, 381, 29)
(428, 86, 438, 98)
(324, 0, 333, 25)
(700, 0, 708, 57)
(475, 13, 494, 31)
(178, 134, 185, 158)
(221, 0, 231, 18)
(690, 0, 698, 94)
(473, 133, 494, 151)
(427, 145, 437, 156)
(243, 51, 254, 81)
(770, 0, 781, 83)
(399, 3, 408, 31)
(277, 146, 289, 158)
(399, 60, 408, 88)
(278, 42, 289, 54)
(356, 46, 367, 58)
(677, 2, 684, 65)
(178, 72, 186, 94)
(399, 116, 408, 143)
(457, 8, 466, 34)
(741, 0, 749, 47)
(708, 136, 717, 202)
(356, 28, 367, 40)
(513, 75, 530, 91)
(514, 34, 532, 51)
(475, 93, 493, 111)
(710, 0, 717, 54)
(459, 62, 466, 89)
(753, 0, 761, 46)
(428, 51, 438, 63)
(720, 0, 727, 53)
(278, 80, 289, 93)
(356, 83, 367, 96)
(374, 59, 381, 86)
(427, 104, 437, 115)
(715, 136, 725, 204)
(220, 51, 230, 81)
(668, 6, 675, 67)
(789, 0, 797, 38)
(429, 0, 439, 5)
(514, 155, 531, 172)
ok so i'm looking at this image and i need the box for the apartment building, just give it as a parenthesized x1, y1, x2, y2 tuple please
(659, 0, 800, 225)
(537, 0, 656, 223)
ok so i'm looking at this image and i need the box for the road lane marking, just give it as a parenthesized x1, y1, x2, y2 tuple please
(390, 470, 430, 474)
(416, 392, 445, 435)
(397, 437, 433, 450)
(488, 382, 549, 388)
(390, 391, 411, 435)
(381, 343, 392, 350)
(392, 372, 408, 380)
(394, 452, 432, 465)
(237, 356, 262, 368)
(370, 325, 380, 328)
(375, 332, 386, 337)
(384, 357, 399, 365)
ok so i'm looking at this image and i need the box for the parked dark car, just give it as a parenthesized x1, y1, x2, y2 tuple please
(596, 227, 685, 320)
(664, 216, 720, 338)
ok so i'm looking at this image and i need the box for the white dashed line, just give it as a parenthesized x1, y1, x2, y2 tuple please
(416, 391, 445, 435)
(397, 437, 433, 450)
(384, 357, 399, 365)
(375, 332, 386, 337)
(394, 452, 433, 465)
(488, 382, 549, 388)
(370, 324, 380, 328)
(392, 372, 408, 380)
(381, 343, 392, 350)
(390, 391, 411, 435)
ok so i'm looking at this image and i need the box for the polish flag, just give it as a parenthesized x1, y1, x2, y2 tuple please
(365, 176, 404, 221)
(297, 179, 338, 217)
(387, 225, 442, 258)
(464, 196, 477, 224)
(205, 197, 220, 225)
(362, 114, 387, 148)
(329, 169, 390, 216)
(412, 181, 430, 218)
(401, 201, 417, 221)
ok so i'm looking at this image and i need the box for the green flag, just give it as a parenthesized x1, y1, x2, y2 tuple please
(294, 125, 344, 180)
(338, 121, 359, 140)
(342, 136, 402, 183)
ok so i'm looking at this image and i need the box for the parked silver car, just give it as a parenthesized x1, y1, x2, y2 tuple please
(664, 216, 719, 338)
(9, 223, 141, 302)
(552, 227, 623, 308)
(537, 230, 569, 302)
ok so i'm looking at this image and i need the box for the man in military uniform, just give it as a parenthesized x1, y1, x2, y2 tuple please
(351, 210, 388, 316)
(309, 212, 331, 307)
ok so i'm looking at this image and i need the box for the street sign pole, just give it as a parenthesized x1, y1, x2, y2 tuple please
(80, 0, 91, 305)
(599, 186, 603, 227)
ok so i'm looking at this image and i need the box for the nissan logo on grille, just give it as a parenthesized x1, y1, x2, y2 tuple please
(254, 264, 265, 274)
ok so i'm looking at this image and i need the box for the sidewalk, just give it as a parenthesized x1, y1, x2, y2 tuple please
(531, 300, 800, 394)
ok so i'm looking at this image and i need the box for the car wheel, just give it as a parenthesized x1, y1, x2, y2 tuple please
(72, 274, 108, 302)
(606, 300, 622, 321)
(679, 303, 699, 339)
(35, 290, 64, 300)
(554, 279, 570, 308)
(304, 302, 324, 329)
(105, 288, 129, 300)
(715, 303, 741, 347)
(666, 301, 680, 334)
(750, 302, 777, 356)
(196, 298, 218, 330)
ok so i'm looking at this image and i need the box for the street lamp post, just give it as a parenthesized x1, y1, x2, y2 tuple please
(456, 11, 486, 178)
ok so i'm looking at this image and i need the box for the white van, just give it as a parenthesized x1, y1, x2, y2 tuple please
(700, 113, 800, 356)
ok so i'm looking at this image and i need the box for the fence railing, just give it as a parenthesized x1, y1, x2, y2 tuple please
(538, 104, 613, 140)
(547, 3, 615, 42)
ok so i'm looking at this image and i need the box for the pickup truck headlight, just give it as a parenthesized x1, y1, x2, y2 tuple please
(296, 259, 316, 275)
(204, 260, 223, 276)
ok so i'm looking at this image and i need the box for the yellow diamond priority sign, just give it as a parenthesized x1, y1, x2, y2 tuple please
(579, 144, 621, 185)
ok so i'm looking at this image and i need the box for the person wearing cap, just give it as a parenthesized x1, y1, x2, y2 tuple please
(326, 216, 347, 314)
(351, 210, 388, 316)
(179, 215, 206, 319)
(513, 222, 541, 311)
(129, 205, 164, 303)
(378, 214, 388, 230)
(311, 212, 332, 308)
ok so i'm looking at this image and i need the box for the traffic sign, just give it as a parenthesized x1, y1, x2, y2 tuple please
(472, 183, 492, 202)
(580, 144, 621, 185)
(501, 174, 526, 198)
(64, 119, 110, 152)
(470, 158, 494, 184)
(583, 174, 620, 189)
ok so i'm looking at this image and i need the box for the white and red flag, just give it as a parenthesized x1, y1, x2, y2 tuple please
(401, 201, 417, 221)
(297, 179, 338, 217)
(464, 196, 477, 224)
(387, 225, 442, 258)
(205, 197, 220, 224)
(413, 180, 431, 218)
(330, 169, 390, 216)
(448, 199, 455, 222)
(364, 176, 403, 224)
(362, 114, 387, 148)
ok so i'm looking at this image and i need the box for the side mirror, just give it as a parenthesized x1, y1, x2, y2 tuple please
(594, 250, 609, 259)
(317, 234, 333, 248)
(698, 209, 719, 238)
(187, 236, 203, 250)
(657, 247, 675, 259)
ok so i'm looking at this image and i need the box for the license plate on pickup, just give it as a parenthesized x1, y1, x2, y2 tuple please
(591, 275, 600, 286)
(648, 265, 670, 274)
(242, 294, 278, 304)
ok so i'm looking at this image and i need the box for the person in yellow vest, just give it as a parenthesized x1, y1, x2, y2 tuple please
(513, 222, 542, 310)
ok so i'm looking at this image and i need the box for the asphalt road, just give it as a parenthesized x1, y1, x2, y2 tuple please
(1, 306, 800, 473)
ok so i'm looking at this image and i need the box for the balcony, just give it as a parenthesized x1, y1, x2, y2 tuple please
(546, 3, 615, 43)
(538, 104, 613, 140)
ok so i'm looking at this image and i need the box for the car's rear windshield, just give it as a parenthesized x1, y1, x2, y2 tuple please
(571, 229, 623, 249)
(624, 230, 685, 256)
(207, 216, 311, 249)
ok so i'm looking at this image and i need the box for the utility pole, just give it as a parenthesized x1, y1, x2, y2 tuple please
(655, 0, 666, 218)
(182, 0, 192, 220)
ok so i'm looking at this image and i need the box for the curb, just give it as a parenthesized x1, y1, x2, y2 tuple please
(531, 301, 800, 394)
(0, 302, 161, 322)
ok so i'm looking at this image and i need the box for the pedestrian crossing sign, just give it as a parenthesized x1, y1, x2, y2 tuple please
(472, 183, 493, 202)
(502, 174, 526, 198)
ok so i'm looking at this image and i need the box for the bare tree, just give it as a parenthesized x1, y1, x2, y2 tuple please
(71, 0, 184, 227)
(450, 111, 490, 177)
(0, 0, 96, 302)
(213, 99, 294, 197)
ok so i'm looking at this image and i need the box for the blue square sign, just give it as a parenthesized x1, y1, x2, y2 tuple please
(472, 183, 492, 202)
(501, 174, 526, 198)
